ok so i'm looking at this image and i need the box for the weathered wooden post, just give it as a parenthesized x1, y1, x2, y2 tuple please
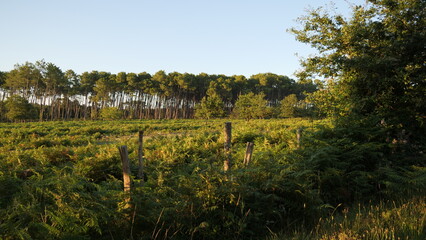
(224, 122, 232, 172)
(137, 131, 144, 185)
(118, 145, 132, 208)
(296, 128, 303, 149)
(243, 142, 254, 166)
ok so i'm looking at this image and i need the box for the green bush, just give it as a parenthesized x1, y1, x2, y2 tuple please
(232, 93, 270, 120)
(280, 94, 298, 118)
(195, 93, 226, 119)
(99, 107, 123, 120)
(4, 95, 38, 121)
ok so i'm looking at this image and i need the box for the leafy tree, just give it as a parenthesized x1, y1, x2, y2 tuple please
(128, 72, 151, 93)
(306, 80, 352, 118)
(194, 72, 213, 101)
(80, 71, 100, 119)
(194, 93, 225, 119)
(152, 70, 170, 97)
(36, 60, 69, 120)
(293, 79, 318, 99)
(64, 69, 81, 95)
(250, 73, 296, 104)
(291, 0, 426, 139)
(230, 75, 249, 99)
(92, 72, 115, 108)
(37, 60, 68, 96)
(5, 62, 43, 99)
(4, 95, 37, 121)
(206, 76, 234, 105)
(280, 94, 298, 118)
(0, 71, 6, 90)
(232, 93, 269, 120)
(1, 60, 315, 120)
(80, 71, 98, 97)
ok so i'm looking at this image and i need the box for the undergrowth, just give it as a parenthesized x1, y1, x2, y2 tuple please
(0, 118, 424, 239)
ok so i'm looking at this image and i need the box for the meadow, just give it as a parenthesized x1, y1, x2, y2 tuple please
(0, 118, 424, 239)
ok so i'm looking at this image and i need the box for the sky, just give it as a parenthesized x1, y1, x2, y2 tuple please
(0, 0, 366, 79)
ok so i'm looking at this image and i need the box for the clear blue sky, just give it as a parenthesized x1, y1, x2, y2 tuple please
(0, 0, 366, 79)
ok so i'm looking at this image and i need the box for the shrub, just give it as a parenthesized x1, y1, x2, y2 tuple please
(280, 94, 298, 118)
(232, 93, 270, 120)
(99, 107, 123, 120)
(4, 95, 38, 121)
(195, 93, 226, 119)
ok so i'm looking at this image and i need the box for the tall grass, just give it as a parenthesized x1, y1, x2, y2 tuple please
(271, 196, 425, 240)
(0, 118, 424, 239)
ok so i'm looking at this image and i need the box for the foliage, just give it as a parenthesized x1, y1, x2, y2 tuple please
(289, 6, 426, 234)
(272, 196, 426, 240)
(280, 94, 298, 118)
(291, 0, 426, 142)
(0, 61, 316, 121)
(306, 80, 352, 118)
(232, 93, 270, 120)
(0, 2, 424, 238)
(0, 118, 423, 239)
(4, 95, 38, 121)
(194, 93, 225, 119)
(4, 62, 43, 98)
(100, 107, 123, 120)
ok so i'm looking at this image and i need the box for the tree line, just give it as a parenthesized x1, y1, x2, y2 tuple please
(0, 61, 317, 121)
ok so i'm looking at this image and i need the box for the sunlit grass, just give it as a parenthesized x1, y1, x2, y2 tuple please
(1, 118, 423, 239)
(271, 196, 425, 240)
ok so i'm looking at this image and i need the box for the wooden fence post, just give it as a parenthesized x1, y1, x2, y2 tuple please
(118, 145, 132, 208)
(296, 128, 303, 149)
(137, 131, 144, 185)
(224, 122, 232, 172)
(243, 142, 254, 166)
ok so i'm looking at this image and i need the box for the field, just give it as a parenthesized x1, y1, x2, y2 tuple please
(0, 118, 424, 239)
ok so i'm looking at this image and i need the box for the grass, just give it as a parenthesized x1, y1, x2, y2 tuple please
(0, 118, 424, 239)
(270, 196, 425, 240)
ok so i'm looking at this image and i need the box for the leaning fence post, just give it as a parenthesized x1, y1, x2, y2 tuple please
(243, 142, 254, 166)
(118, 145, 132, 209)
(137, 131, 144, 185)
(224, 122, 232, 172)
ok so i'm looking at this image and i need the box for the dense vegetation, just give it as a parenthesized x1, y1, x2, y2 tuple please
(0, 119, 424, 239)
(0, 63, 316, 121)
(292, 0, 425, 139)
(0, 0, 425, 239)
